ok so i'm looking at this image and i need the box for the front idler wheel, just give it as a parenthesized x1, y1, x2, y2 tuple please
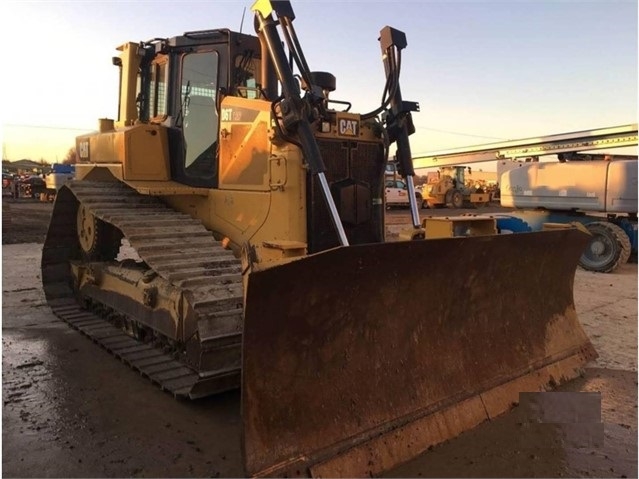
(76, 204, 122, 261)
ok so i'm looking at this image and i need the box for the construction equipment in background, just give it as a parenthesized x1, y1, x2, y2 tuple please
(40, 1, 595, 476)
(414, 124, 638, 273)
(16, 176, 46, 199)
(497, 157, 637, 272)
(424, 165, 491, 208)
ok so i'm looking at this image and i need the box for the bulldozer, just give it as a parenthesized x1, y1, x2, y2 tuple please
(426, 165, 491, 208)
(41, 1, 596, 476)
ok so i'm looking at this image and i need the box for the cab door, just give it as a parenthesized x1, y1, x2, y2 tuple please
(174, 50, 221, 187)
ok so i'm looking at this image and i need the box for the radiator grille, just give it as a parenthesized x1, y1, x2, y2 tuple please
(307, 139, 386, 253)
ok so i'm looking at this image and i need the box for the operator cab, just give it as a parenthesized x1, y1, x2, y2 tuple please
(126, 29, 263, 188)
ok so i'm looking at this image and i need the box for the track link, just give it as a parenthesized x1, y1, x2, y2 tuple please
(41, 180, 244, 398)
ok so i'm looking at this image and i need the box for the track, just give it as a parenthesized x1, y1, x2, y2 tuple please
(41, 180, 244, 398)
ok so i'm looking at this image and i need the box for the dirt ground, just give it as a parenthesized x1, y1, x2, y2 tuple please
(2, 198, 637, 478)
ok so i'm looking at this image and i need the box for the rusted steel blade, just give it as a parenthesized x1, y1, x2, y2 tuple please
(241, 228, 596, 477)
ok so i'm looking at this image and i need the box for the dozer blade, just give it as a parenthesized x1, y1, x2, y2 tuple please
(242, 228, 597, 477)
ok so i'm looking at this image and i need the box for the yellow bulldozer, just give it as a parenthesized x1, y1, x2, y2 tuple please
(41, 1, 596, 476)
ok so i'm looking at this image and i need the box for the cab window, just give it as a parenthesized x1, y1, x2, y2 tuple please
(148, 59, 168, 119)
(234, 52, 262, 99)
(181, 51, 219, 177)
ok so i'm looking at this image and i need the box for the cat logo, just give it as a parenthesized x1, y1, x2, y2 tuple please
(78, 140, 89, 159)
(338, 118, 359, 137)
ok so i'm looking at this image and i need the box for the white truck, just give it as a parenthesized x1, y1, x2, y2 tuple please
(385, 178, 426, 208)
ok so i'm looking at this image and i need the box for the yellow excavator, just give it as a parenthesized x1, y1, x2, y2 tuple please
(41, 1, 596, 476)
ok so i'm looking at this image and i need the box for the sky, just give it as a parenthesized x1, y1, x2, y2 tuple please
(1, 0, 637, 166)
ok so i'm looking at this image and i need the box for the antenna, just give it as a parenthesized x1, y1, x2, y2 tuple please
(239, 6, 246, 35)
